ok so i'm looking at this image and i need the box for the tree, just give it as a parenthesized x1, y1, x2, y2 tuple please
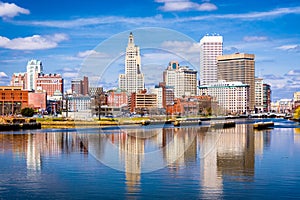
(21, 107, 35, 117)
(294, 106, 300, 120)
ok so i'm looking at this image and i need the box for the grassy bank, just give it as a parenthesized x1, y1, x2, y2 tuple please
(36, 117, 152, 129)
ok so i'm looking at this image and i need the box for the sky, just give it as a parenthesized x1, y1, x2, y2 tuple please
(0, 0, 300, 101)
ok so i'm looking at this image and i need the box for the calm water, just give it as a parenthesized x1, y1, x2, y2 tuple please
(1, 119, 300, 199)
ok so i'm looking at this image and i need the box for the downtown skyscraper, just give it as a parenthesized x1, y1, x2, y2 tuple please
(26, 59, 43, 91)
(200, 35, 223, 86)
(217, 53, 255, 111)
(119, 32, 144, 94)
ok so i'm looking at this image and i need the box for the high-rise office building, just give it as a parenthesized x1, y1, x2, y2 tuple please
(163, 61, 197, 98)
(71, 76, 89, 96)
(82, 76, 89, 96)
(217, 53, 255, 111)
(200, 35, 223, 86)
(119, 32, 144, 94)
(26, 59, 43, 91)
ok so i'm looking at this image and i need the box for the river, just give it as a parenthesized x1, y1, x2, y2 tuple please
(0, 118, 300, 199)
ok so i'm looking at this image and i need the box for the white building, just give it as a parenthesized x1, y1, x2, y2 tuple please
(294, 92, 300, 102)
(26, 59, 43, 91)
(150, 87, 164, 108)
(67, 96, 91, 112)
(271, 99, 293, 113)
(200, 35, 223, 86)
(198, 80, 249, 114)
(119, 32, 144, 94)
(163, 62, 197, 98)
(255, 77, 264, 111)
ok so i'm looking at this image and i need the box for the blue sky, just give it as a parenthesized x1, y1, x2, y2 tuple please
(0, 0, 300, 101)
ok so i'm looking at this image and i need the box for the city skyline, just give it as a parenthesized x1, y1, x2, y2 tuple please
(0, 0, 300, 101)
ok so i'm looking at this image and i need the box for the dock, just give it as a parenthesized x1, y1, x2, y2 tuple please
(253, 121, 274, 129)
(210, 121, 236, 129)
(173, 119, 202, 127)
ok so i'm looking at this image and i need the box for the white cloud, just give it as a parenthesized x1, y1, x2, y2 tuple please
(243, 36, 268, 42)
(161, 40, 200, 54)
(0, 2, 29, 19)
(0, 71, 8, 78)
(155, 0, 217, 12)
(63, 72, 79, 78)
(13, 6, 300, 28)
(286, 70, 300, 76)
(161, 40, 200, 67)
(76, 50, 110, 58)
(16, 15, 164, 28)
(0, 33, 68, 50)
(276, 44, 300, 51)
(262, 70, 300, 100)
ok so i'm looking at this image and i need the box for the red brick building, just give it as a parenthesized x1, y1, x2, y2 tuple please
(166, 96, 212, 116)
(28, 92, 47, 111)
(107, 89, 128, 107)
(36, 73, 63, 97)
(129, 92, 157, 113)
(0, 86, 28, 115)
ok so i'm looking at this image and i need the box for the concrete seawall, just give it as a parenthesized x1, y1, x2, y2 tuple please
(0, 123, 41, 131)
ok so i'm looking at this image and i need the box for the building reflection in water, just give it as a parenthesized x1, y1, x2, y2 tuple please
(162, 127, 197, 172)
(198, 124, 255, 199)
(0, 122, 274, 197)
(294, 128, 300, 144)
(254, 129, 271, 156)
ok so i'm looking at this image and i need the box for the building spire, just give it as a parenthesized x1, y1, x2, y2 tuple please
(128, 32, 134, 45)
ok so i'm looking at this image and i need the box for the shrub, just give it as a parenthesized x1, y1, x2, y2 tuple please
(21, 107, 34, 117)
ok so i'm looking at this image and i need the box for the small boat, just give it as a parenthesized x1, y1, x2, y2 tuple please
(253, 121, 274, 129)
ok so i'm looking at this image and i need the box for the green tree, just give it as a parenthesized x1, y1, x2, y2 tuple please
(21, 107, 35, 117)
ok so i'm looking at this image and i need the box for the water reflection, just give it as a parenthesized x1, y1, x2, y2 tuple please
(294, 128, 300, 144)
(0, 123, 286, 198)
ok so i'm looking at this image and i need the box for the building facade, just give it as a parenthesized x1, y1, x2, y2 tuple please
(119, 32, 145, 94)
(198, 80, 250, 114)
(129, 92, 157, 113)
(255, 78, 264, 112)
(217, 53, 255, 111)
(0, 86, 28, 115)
(163, 62, 197, 98)
(89, 87, 103, 97)
(200, 35, 223, 86)
(26, 59, 43, 91)
(10, 72, 27, 89)
(294, 92, 300, 102)
(163, 61, 179, 88)
(107, 89, 128, 107)
(71, 76, 89, 96)
(28, 91, 47, 111)
(271, 99, 293, 113)
(67, 96, 91, 112)
(150, 87, 164, 109)
(263, 83, 271, 112)
(165, 87, 175, 106)
(36, 73, 63, 97)
(166, 96, 212, 116)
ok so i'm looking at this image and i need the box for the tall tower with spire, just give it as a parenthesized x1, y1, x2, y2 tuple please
(119, 32, 145, 93)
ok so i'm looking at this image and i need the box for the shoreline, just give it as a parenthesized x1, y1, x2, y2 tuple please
(1, 116, 298, 131)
